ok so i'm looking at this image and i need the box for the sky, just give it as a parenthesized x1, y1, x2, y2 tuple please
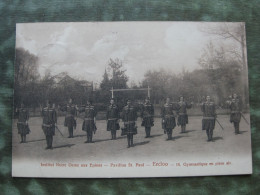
(16, 22, 242, 85)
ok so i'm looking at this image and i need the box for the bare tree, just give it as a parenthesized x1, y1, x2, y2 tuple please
(199, 23, 248, 106)
(14, 48, 39, 107)
(15, 48, 39, 86)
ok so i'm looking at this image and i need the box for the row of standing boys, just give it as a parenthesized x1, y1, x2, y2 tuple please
(16, 94, 242, 149)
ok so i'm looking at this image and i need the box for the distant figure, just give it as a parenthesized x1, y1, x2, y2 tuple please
(41, 100, 57, 150)
(229, 93, 242, 134)
(78, 99, 97, 143)
(17, 102, 30, 143)
(106, 98, 120, 140)
(201, 95, 216, 142)
(60, 98, 77, 138)
(176, 96, 192, 133)
(141, 97, 154, 138)
(161, 97, 177, 140)
(121, 100, 138, 148)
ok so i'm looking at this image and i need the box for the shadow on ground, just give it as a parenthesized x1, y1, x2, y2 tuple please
(73, 134, 87, 138)
(238, 131, 248, 134)
(26, 139, 45, 143)
(134, 141, 150, 147)
(182, 130, 197, 133)
(212, 136, 223, 141)
(171, 136, 185, 140)
(53, 144, 75, 149)
(148, 134, 163, 138)
(94, 136, 126, 143)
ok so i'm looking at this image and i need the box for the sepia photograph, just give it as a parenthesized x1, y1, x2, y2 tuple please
(12, 22, 252, 178)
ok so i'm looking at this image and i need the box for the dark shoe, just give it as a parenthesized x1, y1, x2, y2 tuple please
(85, 141, 89, 143)
(45, 147, 49, 150)
(68, 136, 71, 138)
(127, 145, 130, 148)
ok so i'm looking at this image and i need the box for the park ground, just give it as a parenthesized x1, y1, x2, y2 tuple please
(12, 114, 251, 162)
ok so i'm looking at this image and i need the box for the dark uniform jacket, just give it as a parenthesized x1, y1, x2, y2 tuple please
(121, 105, 138, 135)
(201, 101, 216, 130)
(61, 104, 77, 128)
(161, 103, 177, 129)
(17, 108, 30, 135)
(79, 104, 97, 132)
(141, 102, 154, 127)
(176, 101, 192, 126)
(106, 104, 120, 131)
(41, 107, 57, 136)
(229, 98, 242, 123)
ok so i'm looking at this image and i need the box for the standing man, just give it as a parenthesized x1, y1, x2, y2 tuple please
(229, 93, 242, 134)
(60, 98, 77, 138)
(41, 100, 57, 150)
(106, 98, 120, 140)
(161, 97, 177, 140)
(141, 97, 154, 138)
(121, 100, 138, 148)
(176, 96, 192, 133)
(79, 99, 97, 143)
(201, 95, 216, 142)
(16, 102, 30, 143)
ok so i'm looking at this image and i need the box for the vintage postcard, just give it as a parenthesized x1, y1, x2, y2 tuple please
(12, 22, 252, 178)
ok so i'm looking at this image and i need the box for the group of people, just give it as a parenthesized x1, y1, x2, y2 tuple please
(16, 94, 243, 149)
